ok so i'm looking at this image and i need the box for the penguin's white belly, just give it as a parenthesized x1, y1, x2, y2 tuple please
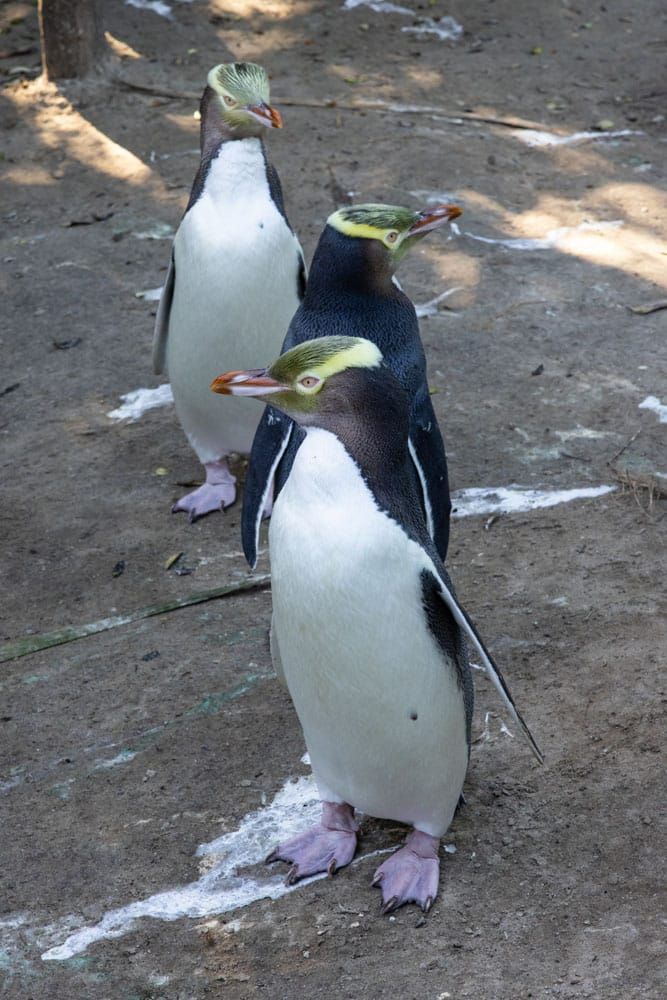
(269, 429, 468, 838)
(166, 140, 301, 462)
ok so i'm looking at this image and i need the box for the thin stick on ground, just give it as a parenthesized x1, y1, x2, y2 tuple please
(0, 575, 271, 664)
(607, 428, 642, 467)
(112, 75, 546, 130)
(607, 429, 666, 515)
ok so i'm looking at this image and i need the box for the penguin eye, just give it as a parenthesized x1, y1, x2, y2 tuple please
(223, 95, 237, 108)
(385, 230, 399, 246)
(299, 375, 321, 391)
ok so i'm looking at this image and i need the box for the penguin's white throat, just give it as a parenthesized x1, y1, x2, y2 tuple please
(286, 427, 373, 510)
(203, 137, 267, 206)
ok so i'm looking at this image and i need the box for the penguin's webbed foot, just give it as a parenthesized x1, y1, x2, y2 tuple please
(172, 459, 236, 521)
(266, 801, 358, 885)
(372, 829, 440, 915)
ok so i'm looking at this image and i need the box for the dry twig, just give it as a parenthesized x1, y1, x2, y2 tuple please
(0, 575, 271, 663)
(112, 75, 546, 130)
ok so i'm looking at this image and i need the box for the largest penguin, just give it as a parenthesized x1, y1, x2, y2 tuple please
(153, 62, 305, 520)
(241, 202, 460, 567)
(212, 336, 542, 913)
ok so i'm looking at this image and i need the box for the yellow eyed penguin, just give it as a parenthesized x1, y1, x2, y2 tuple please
(153, 62, 305, 520)
(241, 202, 461, 568)
(211, 337, 542, 914)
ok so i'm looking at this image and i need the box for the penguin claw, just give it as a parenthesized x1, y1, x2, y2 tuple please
(264, 820, 358, 884)
(285, 866, 300, 887)
(372, 830, 440, 915)
(171, 478, 237, 520)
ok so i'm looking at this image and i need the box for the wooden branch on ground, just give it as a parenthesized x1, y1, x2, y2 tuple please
(112, 75, 545, 130)
(0, 575, 271, 663)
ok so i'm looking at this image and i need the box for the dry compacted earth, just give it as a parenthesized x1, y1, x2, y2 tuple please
(1, 1, 665, 998)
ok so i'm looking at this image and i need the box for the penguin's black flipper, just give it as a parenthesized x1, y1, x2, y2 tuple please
(430, 562, 544, 765)
(152, 252, 175, 375)
(241, 409, 294, 568)
(409, 390, 451, 562)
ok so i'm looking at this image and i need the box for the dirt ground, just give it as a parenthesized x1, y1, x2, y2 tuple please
(1, 1, 666, 997)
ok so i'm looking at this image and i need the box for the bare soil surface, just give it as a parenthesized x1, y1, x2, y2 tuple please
(1, 1, 665, 998)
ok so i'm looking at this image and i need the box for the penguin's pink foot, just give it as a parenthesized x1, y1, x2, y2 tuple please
(266, 802, 358, 885)
(172, 459, 236, 522)
(372, 829, 440, 914)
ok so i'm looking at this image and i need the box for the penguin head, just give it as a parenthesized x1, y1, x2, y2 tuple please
(205, 62, 283, 135)
(211, 336, 404, 427)
(326, 202, 462, 273)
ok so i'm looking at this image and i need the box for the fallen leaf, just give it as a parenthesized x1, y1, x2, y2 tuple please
(53, 338, 82, 350)
(627, 299, 667, 315)
(164, 552, 183, 570)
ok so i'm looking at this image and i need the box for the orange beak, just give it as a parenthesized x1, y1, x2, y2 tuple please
(246, 102, 283, 129)
(407, 203, 462, 237)
(211, 368, 287, 397)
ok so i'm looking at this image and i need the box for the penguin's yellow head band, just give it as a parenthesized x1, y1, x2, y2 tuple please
(207, 62, 283, 129)
(270, 337, 382, 394)
(211, 337, 382, 410)
(328, 202, 462, 252)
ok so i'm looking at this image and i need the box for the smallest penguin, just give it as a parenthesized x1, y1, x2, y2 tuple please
(153, 61, 305, 521)
(212, 336, 542, 914)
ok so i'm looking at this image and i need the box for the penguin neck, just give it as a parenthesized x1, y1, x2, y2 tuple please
(297, 368, 417, 512)
(199, 87, 263, 154)
(187, 93, 269, 213)
(198, 86, 267, 163)
(304, 227, 398, 301)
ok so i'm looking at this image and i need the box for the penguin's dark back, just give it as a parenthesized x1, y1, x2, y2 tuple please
(285, 224, 429, 393)
(284, 291, 426, 395)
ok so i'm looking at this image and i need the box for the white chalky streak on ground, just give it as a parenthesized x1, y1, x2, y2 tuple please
(409, 189, 459, 205)
(135, 285, 164, 301)
(42, 775, 321, 960)
(41, 775, 390, 961)
(451, 485, 615, 517)
(343, 0, 412, 14)
(415, 287, 463, 316)
(452, 219, 623, 251)
(107, 384, 174, 421)
(514, 128, 643, 148)
(125, 0, 173, 18)
(343, 0, 464, 42)
(639, 395, 667, 423)
(402, 16, 463, 41)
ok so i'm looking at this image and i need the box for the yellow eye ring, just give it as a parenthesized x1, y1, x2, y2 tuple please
(385, 230, 399, 246)
(223, 95, 236, 108)
(298, 375, 321, 392)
